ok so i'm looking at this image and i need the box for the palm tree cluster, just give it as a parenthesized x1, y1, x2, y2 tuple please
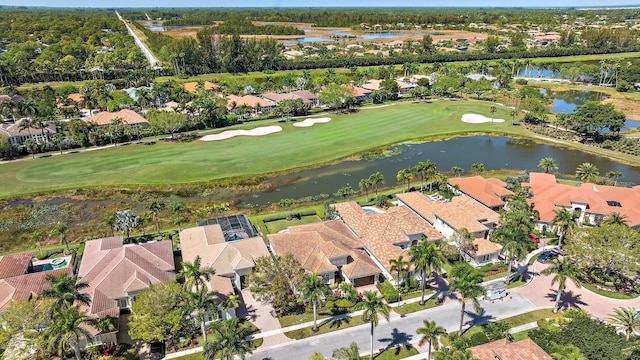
(396, 160, 448, 193)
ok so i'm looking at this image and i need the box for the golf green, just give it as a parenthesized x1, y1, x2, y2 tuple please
(0, 101, 521, 197)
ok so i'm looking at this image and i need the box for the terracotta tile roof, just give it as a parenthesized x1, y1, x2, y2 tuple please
(524, 172, 640, 226)
(449, 176, 514, 208)
(332, 202, 443, 272)
(268, 220, 380, 279)
(183, 81, 220, 93)
(179, 225, 270, 277)
(470, 338, 551, 360)
(0, 120, 57, 138)
(226, 95, 276, 109)
(263, 92, 312, 104)
(343, 85, 371, 98)
(0, 268, 72, 310)
(83, 109, 149, 127)
(77, 237, 175, 318)
(290, 90, 318, 101)
(469, 239, 502, 256)
(0, 253, 33, 280)
(67, 93, 85, 102)
(361, 80, 383, 91)
(397, 192, 500, 234)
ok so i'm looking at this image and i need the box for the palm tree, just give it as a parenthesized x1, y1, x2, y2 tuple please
(99, 213, 116, 237)
(575, 162, 599, 182)
(301, 271, 329, 332)
(50, 221, 71, 252)
(471, 162, 485, 175)
(359, 178, 371, 203)
(550, 207, 578, 248)
(451, 166, 464, 177)
(41, 306, 95, 360)
(203, 318, 253, 360)
(187, 287, 218, 344)
(489, 106, 497, 122)
(331, 341, 360, 360)
(448, 264, 484, 336)
(538, 157, 559, 173)
(606, 171, 624, 186)
(39, 271, 91, 310)
(355, 291, 390, 360)
(609, 307, 640, 341)
(501, 240, 528, 285)
(409, 241, 445, 305)
(368, 172, 385, 196)
(389, 255, 409, 291)
(417, 319, 446, 360)
(23, 138, 37, 158)
(178, 255, 216, 292)
(541, 258, 584, 313)
(147, 199, 166, 234)
(603, 212, 629, 226)
(396, 168, 414, 192)
(509, 108, 519, 126)
(30, 230, 44, 256)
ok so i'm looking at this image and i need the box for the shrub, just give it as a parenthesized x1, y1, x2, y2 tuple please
(468, 331, 490, 346)
(377, 281, 400, 303)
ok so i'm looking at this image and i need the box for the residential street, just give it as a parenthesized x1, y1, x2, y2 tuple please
(248, 291, 536, 360)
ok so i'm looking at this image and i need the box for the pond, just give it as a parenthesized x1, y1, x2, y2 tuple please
(238, 136, 640, 208)
(542, 89, 608, 114)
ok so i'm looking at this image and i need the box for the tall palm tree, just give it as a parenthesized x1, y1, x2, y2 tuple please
(575, 162, 599, 182)
(187, 287, 218, 343)
(471, 162, 485, 175)
(203, 318, 253, 360)
(50, 221, 71, 252)
(389, 255, 409, 291)
(489, 106, 497, 123)
(609, 307, 640, 341)
(541, 258, 584, 313)
(409, 241, 445, 306)
(178, 255, 216, 292)
(301, 271, 329, 332)
(448, 264, 484, 336)
(331, 341, 360, 360)
(40, 305, 96, 360)
(368, 172, 385, 196)
(147, 199, 166, 234)
(417, 319, 446, 360)
(550, 207, 578, 248)
(355, 291, 390, 360)
(451, 166, 464, 177)
(603, 212, 629, 226)
(606, 171, 624, 186)
(39, 272, 91, 310)
(501, 240, 528, 285)
(30, 230, 44, 256)
(538, 157, 559, 173)
(396, 168, 414, 193)
(359, 178, 371, 203)
(99, 213, 116, 237)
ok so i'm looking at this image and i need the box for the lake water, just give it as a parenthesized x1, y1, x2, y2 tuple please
(544, 89, 608, 113)
(238, 136, 640, 208)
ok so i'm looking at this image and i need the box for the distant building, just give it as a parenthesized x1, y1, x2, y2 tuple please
(182, 81, 220, 94)
(226, 95, 277, 116)
(0, 119, 57, 146)
(83, 109, 149, 127)
(263, 90, 320, 107)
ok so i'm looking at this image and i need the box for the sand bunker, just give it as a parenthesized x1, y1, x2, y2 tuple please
(200, 126, 282, 141)
(293, 117, 332, 127)
(461, 113, 505, 123)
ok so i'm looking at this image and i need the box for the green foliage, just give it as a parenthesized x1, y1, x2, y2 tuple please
(570, 101, 626, 138)
(377, 281, 401, 303)
(247, 254, 304, 316)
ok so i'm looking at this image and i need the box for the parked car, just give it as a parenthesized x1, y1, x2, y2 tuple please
(149, 341, 164, 360)
(537, 253, 550, 263)
(529, 233, 540, 244)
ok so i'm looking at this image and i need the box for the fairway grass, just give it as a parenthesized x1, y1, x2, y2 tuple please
(0, 100, 524, 197)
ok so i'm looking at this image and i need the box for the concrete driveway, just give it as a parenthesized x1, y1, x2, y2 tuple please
(239, 289, 291, 348)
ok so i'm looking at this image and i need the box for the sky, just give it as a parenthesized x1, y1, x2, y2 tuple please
(1, 0, 639, 8)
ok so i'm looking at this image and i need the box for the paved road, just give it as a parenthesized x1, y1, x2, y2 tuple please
(115, 10, 161, 69)
(248, 291, 536, 360)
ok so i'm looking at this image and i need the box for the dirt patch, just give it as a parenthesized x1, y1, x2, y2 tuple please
(602, 97, 640, 120)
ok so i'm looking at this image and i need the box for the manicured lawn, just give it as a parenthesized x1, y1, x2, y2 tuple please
(0, 101, 523, 197)
(512, 329, 530, 341)
(499, 309, 561, 328)
(285, 314, 368, 340)
(507, 278, 526, 289)
(171, 353, 204, 360)
(264, 215, 322, 234)
(278, 307, 346, 328)
(366, 345, 420, 360)
(581, 281, 640, 300)
(394, 297, 439, 315)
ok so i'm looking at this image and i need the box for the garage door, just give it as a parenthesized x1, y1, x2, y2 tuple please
(353, 275, 375, 287)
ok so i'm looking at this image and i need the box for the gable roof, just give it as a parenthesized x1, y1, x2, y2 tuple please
(0, 268, 72, 311)
(524, 172, 640, 226)
(449, 176, 514, 208)
(332, 202, 443, 272)
(470, 338, 551, 360)
(396, 192, 500, 234)
(179, 225, 269, 276)
(468, 239, 503, 256)
(77, 237, 175, 318)
(226, 95, 276, 109)
(83, 109, 149, 127)
(0, 120, 57, 138)
(183, 81, 220, 93)
(0, 253, 33, 280)
(268, 220, 379, 279)
(262, 92, 312, 104)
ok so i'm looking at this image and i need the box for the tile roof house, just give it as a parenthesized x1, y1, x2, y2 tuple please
(83, 109, 149, 127)
(77, 237, 175, 346)
(470, 338, 551, 360)
(343, 85, 371, 102)
(0, 119, 57, 146)
(332, 202, 443, 281)
(179, 224, 270, 289)
(268, 220, 381, 287)
(396, 192, 500, 239)
(448, 176, 514, 210)
(360, 79, 415, 96)
(524, 172, 640, 230)
(0, 268, 73, 311)
(182, 81, 220, 93)
(226, 95, 276, 116)
(262, 90, 319, 107)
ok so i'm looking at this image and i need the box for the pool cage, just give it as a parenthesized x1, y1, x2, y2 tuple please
(196, 214, 256, 242)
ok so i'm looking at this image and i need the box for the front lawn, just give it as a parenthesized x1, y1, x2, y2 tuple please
(365, 345, 419, 360)
(394, 297, 440, 315)
(284, 314, 367, 340)
(264, 215, 322, 234)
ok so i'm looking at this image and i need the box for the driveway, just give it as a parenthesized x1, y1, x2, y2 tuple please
(239, 289, 290, 348)
(518, 261, 640, 319)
